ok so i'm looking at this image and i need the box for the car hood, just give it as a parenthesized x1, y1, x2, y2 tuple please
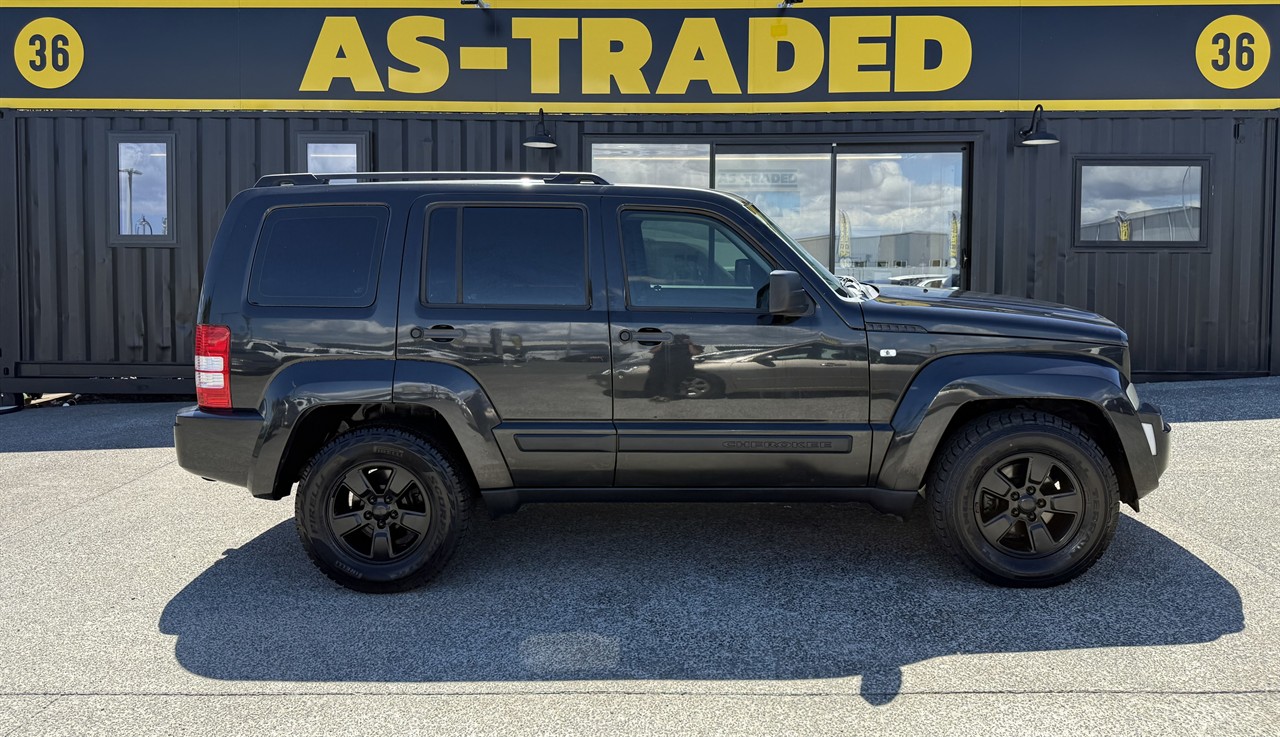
(860, 286, 1127, 345)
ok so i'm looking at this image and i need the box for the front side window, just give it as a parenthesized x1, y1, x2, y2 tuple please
(621, 211, 772, 310)
(110, 133, 175, 243)
(1079, 163, 1204, 243)
(249, 205, 388, 307)
(424, 206, 588, 307)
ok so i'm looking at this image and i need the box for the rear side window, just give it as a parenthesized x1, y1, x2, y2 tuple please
(249, 205, 388, 307)
(424, 205, 588, 307)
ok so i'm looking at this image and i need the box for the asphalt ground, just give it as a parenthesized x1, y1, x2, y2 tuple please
(0, 379, 1277, 736)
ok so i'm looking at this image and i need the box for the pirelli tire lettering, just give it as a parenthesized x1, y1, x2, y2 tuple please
(298, 15, 972, 97)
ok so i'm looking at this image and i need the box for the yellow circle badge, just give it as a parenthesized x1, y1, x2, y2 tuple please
(13, 17, 84, 90)
(1196, 15, 1270, 90)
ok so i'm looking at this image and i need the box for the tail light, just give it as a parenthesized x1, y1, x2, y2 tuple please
(194, 324, 231, 409)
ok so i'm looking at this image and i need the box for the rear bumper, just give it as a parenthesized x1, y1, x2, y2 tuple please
(173, 406, 261, 490)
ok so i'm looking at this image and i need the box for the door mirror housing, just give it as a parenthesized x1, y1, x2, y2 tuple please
(768, 270, 812, 316)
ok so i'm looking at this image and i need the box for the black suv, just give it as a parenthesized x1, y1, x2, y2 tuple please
(175, 171, 1171, 592)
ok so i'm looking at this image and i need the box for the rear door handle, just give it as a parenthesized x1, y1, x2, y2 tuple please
(411, 326, 465, 342)
(620, 329, 674, 344)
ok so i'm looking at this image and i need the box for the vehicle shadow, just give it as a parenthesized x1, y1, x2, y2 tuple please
(159, 503, 1242, 704)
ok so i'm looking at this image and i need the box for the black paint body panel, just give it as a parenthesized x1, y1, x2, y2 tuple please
(174, 178, 1169, 513)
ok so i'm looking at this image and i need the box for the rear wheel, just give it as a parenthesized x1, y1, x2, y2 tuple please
(294, 426, 472, 593)
(927, 410, 1120, 587)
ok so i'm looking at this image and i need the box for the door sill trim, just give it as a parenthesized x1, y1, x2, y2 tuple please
(481, 486, 917, 518)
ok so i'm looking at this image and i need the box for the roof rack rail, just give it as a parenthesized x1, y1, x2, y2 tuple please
(253, 171, 611, 188)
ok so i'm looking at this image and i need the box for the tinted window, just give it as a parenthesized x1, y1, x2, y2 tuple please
(249, 205, 388, 307)
(620, 211, 771, 310)
(425, 207, 459, 304)
(459, 207, 587, 306)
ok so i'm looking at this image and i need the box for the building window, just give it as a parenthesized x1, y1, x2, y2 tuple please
(295, 132, 370, 184)
(589, 143, 711, 188)
(1078, 162, 1205, 244)
(109, 132, 176, 245)
(248, 205, 389, 308)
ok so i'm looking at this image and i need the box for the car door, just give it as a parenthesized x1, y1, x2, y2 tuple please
(395, 193, 615, 486)
(602, 197, 872, 488)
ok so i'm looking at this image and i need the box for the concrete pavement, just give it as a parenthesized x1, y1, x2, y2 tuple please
(0, 380, 1276, 735)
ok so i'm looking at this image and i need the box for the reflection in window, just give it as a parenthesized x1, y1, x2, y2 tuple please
(1079, 165, 1202, 242)
(117, 141, 169, 237)
(715, 152, 832, 268)
(834, 152, 964, 289)
(590, 143, 711, 187)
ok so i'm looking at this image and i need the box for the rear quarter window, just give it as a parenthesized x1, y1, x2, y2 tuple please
(248, 205, 389, 307)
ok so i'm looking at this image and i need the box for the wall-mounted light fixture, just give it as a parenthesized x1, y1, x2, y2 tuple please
(459, 0, 490, 8)
(777, 0, 804, 8)
(1017, 104, 1060, 147)
(522, 109, 557, 149)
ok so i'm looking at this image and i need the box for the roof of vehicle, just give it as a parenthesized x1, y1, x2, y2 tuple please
(246, 171, 750, 207)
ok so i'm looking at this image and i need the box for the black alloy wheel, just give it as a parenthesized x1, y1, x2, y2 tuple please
(927, 410, 1120, 587)
(973, 452, 1085, 557)
(295, 426, 472, 593)
(325, 461, 433, 564)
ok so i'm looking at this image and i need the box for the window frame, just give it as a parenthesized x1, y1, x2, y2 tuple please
(420, 201, 593, 310)
(108, 131, 177, 247)
(247, 203, 390, 308)
(585, 135, 974, 288)
(294, 131, 371, 179)
(617, 205, 782, 314)
(1073, 156, 1211, 250)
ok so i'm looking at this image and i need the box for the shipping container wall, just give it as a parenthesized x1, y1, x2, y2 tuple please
(3, 112, 1275, 390)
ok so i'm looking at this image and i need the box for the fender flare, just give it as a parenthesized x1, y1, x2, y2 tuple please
(248, 358, 513, 498)
(391, 359, 513, 489)
(247, 358, 397, 497)
(875, 353, 1142, 492)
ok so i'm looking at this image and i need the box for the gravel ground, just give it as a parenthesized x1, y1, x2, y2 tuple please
(0, 379, 1276, 736)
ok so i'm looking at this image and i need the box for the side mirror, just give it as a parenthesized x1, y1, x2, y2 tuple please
(768, 270, 812, 316)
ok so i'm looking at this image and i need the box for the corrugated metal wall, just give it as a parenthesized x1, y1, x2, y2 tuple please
(5, 111, 1276, 385)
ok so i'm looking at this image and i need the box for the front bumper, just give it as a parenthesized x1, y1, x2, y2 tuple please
(1128, 401, 1171, 500)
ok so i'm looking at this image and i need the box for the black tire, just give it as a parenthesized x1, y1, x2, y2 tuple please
(0, 392, 23, 415)
(927, 410, 1120, 587)
(294, 426, 472, 593)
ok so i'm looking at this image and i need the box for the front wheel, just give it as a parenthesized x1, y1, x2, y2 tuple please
(927, 410, 1120, 587)
(294, 426, 472, 593)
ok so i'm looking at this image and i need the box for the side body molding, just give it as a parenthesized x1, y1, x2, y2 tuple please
(392, 360, 513, 489)
(248, 359, 397, 497)
(875, 353, 1141, 492)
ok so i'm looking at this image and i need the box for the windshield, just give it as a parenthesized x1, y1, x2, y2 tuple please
(744, 203, 862, 299)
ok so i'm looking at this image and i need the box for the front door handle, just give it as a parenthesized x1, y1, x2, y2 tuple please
(411, 326, 465, 342)
(620, 329, 674, 344)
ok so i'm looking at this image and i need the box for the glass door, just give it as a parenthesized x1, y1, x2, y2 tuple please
(588, 140, 970, 288)
(834, 146, 967, 289)
(712, 145, 834, 269)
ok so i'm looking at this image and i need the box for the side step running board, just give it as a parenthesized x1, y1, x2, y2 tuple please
(481, 486, 919, 519)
